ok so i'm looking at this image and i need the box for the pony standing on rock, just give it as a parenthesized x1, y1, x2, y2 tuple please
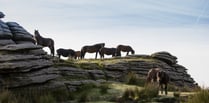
(81, 43, 105, 59)
(116, 45, 135, 56)
(34, 30, 55, 56)
(146, 68, 169, 95)
(99, 47, 117, 59)
(56, 48, 75, 59)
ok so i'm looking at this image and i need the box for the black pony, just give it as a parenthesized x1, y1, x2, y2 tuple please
(116, 45, 135, 56)
(56, 48, 75, 59)
(34, 30, 55, 56)
(81, 43, 105, 59)
(99, 47, 117, 59)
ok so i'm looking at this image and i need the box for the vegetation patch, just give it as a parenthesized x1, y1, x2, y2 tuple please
(187, 87, 209, 103)
(0, 86, 70, 103)
(125, 71, 146, 86)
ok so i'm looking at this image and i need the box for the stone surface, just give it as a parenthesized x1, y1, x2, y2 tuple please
(0, 12, 5, 18)
(6, 22, 35, 43)
(0, 39, 15, 46)
(0, 43, 42, 51)
(151, 51, 177, 65)
(0, 21, 13, 39)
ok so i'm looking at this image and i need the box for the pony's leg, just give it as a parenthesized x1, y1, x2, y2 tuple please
(95, 52, 98, 59)
(82, 52, 86, 59)
(49, 46, 54, 57)
(49, 40, 55, 57)
(102, 53, 105, 59)
(160, 84, 163, 94)
(80, 53, 83, 59)
(165, 84, 168, 95)
(99, 51, 102, 59)
(81, 51, 84, 59)
(126, 52, 129, 56)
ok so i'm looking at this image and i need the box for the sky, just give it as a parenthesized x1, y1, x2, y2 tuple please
(0, 0, 209, 86)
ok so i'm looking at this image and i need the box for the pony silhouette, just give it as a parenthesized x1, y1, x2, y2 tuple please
(34, 30, 55, 56)
(116, 45, 135, 56)
(56, 48, 75, 59)
(99, 47, 117, 59)
(81, 43, 105, 59)
(146, 68, 169, 95)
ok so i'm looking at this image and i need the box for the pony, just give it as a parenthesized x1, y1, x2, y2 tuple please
(34, 30, 55, 56)
(81, 43, 105, 59)
(99, 47, 117, 59)
(146, 68, 169, 95)
(56, 48, 75, 59)
(74, 51, 81, 59)
(116, 45, 135, 56)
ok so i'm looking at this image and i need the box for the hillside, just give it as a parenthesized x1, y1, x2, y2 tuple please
(0, 12, 198, 102)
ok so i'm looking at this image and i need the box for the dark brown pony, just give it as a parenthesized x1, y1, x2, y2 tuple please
(146, 68, 169, 95)
(99, 47, 117, 59)
(34, 30, 55, 56)
(81, 43, 105, 59)
(116, 45, 135, 56)
(74, 51, 81, 59)
(56, 48, 75, 59)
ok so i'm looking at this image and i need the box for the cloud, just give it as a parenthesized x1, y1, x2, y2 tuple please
(1, 0, 209, 30)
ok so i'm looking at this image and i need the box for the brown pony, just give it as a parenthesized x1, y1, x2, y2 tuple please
(34, 30, 55, 56)
(99, 47, 117, 59)
(81, 43, 105, 59)
(116, 45, 135, 56)
(74, 51, 81, 59)
(146, 68, 169, 95)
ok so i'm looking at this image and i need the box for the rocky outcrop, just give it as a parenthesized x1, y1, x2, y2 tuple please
(0, 20, 15, 46)
(151, 51, 177, 65)
(6, 22, 35, 44)
(0, 12, 4, 18)
(0, 11, 196, 91)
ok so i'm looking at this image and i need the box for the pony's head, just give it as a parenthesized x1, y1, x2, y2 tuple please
(157, 71, 166, 82)
(131, 49, 135, 54)
(34, 30, 40, 36)
(99, 43, 105, 48)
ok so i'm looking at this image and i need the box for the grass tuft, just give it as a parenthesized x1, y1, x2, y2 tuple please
(187, 87, 209, 103)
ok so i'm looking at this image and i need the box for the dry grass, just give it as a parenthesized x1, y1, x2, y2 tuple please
(187, 87, 209, 103)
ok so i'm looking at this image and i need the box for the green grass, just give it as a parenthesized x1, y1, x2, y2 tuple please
(0, 89, 17, 103)
(125, 71, 146, 86)
(0, 82, 199, 103)
(187, 87, 209, 103)
(0, 87, 70, 103)
(54, 55, 160, 70)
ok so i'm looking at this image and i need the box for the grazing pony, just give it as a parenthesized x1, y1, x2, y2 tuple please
(34, 30, 55, 56)
(74, 51, 81, 59)
(81, 43, 105, 59)
(56, 48, 75, 59)
(116, 45, 135, 56)
(146, 68, 169, 95)
(99, 47, 117, 59)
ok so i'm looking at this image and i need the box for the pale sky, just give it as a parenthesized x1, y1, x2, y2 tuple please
(1, 0, 209, 86)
